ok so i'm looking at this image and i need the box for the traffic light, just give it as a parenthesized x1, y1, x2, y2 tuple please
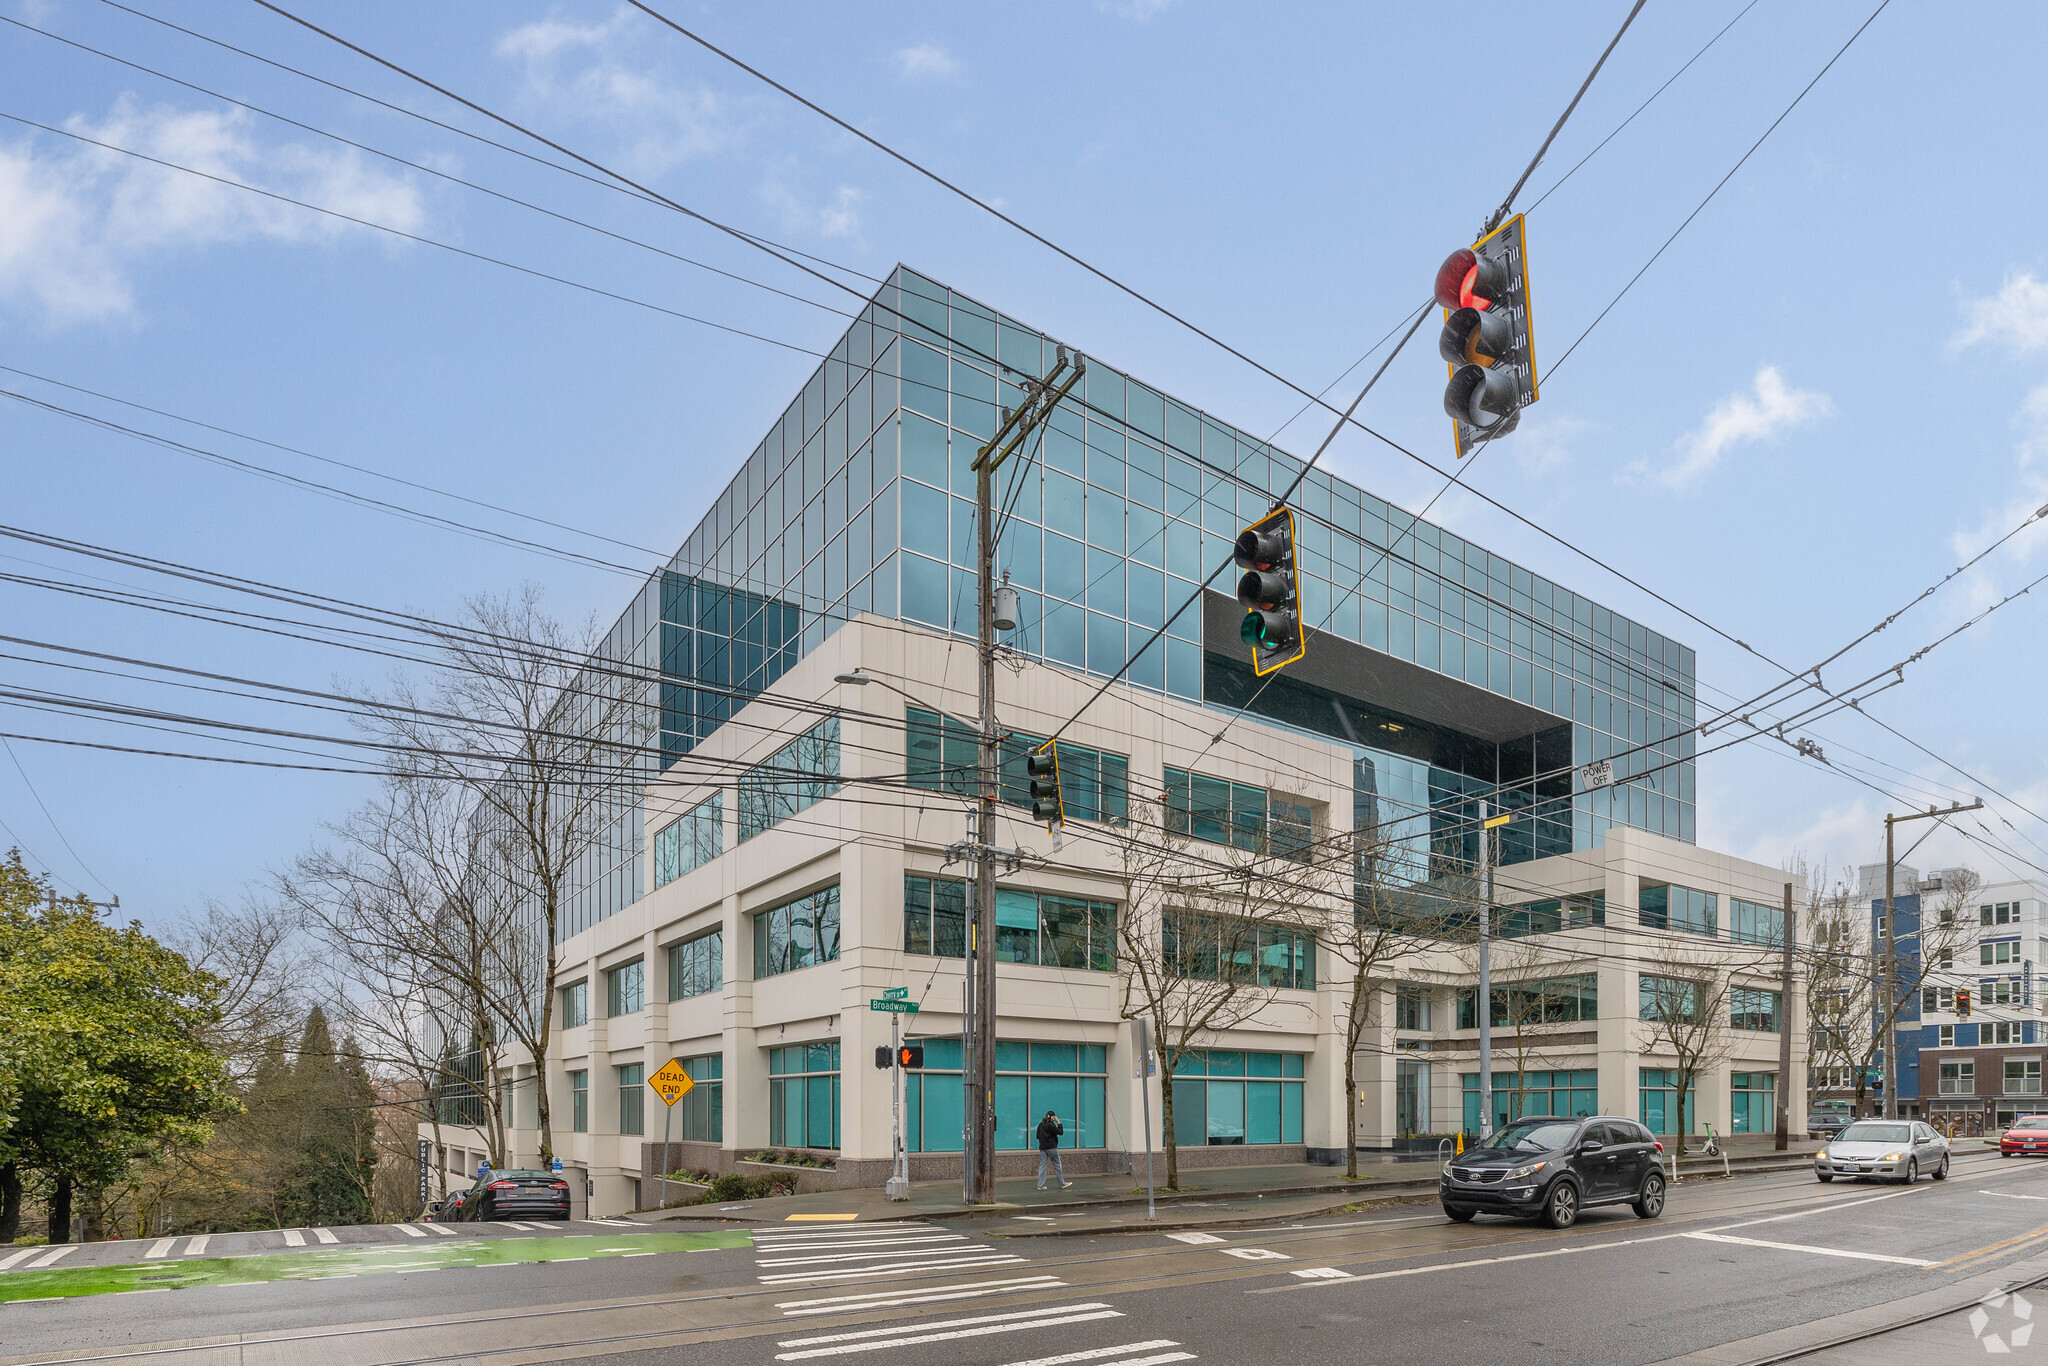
(1957, 988, 1972, 1019)
(1027, 742, 1064, 827)
(1235, 506, 1303, 676)
(897, 1044, 925, 1069)
(1434, 214, 1539, 458)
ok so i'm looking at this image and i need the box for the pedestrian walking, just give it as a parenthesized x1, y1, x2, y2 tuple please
(1037, 1110, 1073, 1190)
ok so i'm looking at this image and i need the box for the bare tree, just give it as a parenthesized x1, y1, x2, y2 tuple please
(1810, 865, 1978, 1120)
(1636, 941, 1778, 1156)
(346, 588, 650, 1166)
(285, 774, 513, 1176)
(1324, 833, 1449, 1177)
(1115, 799, 1346, 1190)
(1799, 872, 1864, 1112)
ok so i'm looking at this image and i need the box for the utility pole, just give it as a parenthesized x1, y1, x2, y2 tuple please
(964, 348, 1084, 1203)
(1477, 802, 1507, 1141)
(1775, 881, 1794, 1151)
(1882, 800, 1983, 1119)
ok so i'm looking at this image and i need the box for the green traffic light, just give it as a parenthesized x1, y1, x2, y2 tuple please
(1241, 611, 1275, 650)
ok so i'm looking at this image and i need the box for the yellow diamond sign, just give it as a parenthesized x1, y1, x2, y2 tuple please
(648, 1058, 695, 1107)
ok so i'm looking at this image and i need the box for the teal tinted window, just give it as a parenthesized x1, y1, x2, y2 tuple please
(653, 793, 722, 889)
(904, 1039, 1108, 1151)
(753, 885, 841, 979)
(902, 875, 1116, 971)
(768, 1042, 840, 1149)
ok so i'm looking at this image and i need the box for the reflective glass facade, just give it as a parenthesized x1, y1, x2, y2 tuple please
(571, 266, 1697, 937)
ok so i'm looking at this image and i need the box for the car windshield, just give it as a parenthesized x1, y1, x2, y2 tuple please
(1481, 1120, 1580, 1153)
(1837, 1122, 1911, 1143)
(2014, 1117, 2048, 1129)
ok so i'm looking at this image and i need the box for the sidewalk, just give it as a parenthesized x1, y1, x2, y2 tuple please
(633, 1138, 1823, 1234)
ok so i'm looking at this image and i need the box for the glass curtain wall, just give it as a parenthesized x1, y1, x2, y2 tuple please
(549, 266, 1697, 943)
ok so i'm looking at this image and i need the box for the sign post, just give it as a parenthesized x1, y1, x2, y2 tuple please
(647, 1059, 696, 1212)
(873, 991, 915, 1199)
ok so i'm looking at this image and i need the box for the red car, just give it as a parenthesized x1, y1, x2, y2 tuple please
(2001, 1116, 2048, 1156)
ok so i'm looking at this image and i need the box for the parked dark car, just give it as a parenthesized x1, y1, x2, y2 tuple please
(1441, 1115, 1666, 1229)
(458, 1169, 572, 1221)
(1807, 1099, 1853, 1140)
(425, 1187, 473, 1222)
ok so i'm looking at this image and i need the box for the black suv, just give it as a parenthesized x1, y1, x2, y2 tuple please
(1440, 1115, 1666, 1229)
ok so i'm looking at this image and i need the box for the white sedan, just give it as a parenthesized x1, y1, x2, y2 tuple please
(1815, 1119, 1950, 1183)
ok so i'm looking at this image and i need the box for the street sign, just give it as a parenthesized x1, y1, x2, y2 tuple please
(648, 1058, 695, 1107)
(1578, 759, 1614, 791)
(870, 998, 921, 1014)
(883, 986, 909, 1001)
(417, 1139, 430, 1204)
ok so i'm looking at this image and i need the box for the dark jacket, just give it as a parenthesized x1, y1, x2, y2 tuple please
(1036, 1116, 1063, 1151)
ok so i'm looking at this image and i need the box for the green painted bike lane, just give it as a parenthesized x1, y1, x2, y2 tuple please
(0, 1229, 750, 1302)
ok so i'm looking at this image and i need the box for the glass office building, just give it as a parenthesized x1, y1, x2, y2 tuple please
(565, 266, 1696, 936)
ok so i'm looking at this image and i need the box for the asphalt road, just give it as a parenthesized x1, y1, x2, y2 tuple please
(7, 1150, 2048, 1366)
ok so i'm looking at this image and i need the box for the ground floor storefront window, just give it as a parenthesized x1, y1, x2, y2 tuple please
(904, 1040, 1108, 1151)
(1171, 1050, 1306, 1146)
(679, 1054, 723, 1143)
(1730, 1072, 1776, 1133)
(1639, 1068, 1698, 1134)
(1462, 1069, 1598, 1135)
(768, 1043, 840, 1149)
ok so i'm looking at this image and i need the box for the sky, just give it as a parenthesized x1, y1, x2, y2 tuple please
(4, 0, 2048, 934)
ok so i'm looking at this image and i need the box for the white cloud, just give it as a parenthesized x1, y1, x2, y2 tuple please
(493, 9, 631, 62)
(0, 96, 424, 325)
(893, 42, 960, 82)
(1098, 0, 1177, 19)
(1622, 365, 1833, 492)
(1953, 271, 2048, 353)
(1508, 411, 1590, 479)
(759, 180, 865, 245)
(493, 9, 736, 178)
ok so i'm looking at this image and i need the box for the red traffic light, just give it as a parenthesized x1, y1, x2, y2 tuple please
(1434, 247, 1508, 312)
(1956, 989, 1971, 1019)
(897, 1044, 925, 1069)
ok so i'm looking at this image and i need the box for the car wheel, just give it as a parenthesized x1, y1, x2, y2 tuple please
(1817, 1173, 1834, 1183)
(1633, 1172, 1666, 1220)
(1442, 1204, 1476, 1223)
(1542, 1180, 1579, 1230)
(1933, 1155, 1949, 1181)
(1901, 1158, 1918, 1185)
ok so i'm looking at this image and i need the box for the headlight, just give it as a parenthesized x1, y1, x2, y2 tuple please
(1504, 1160, 1547, 1181)
(1881, 1151, 1904, 1162)
(1815, 1149, 1829, 1160)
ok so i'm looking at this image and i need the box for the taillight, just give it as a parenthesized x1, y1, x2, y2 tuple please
(488, 1180, 517, 1190)
(1653, 1141, 1664, 1153)
(550, 1182, 568, 1191)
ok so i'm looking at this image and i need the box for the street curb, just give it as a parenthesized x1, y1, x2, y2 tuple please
(992, 1153, 1827, 1237)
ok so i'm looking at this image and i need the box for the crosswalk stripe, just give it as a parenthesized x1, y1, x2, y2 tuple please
(778, 1275, 1067, 1317)
(502, 1222, 538, 1231)
(315, 1227, 342, 1243)
(0, 1248, 39, 1271)
(583, 1218, 640, 1227)
(180, 1236, 209, 1257)
(774, 1304, 1123, 1360)
(282, 1230, 306, 1247)
(756, 1235, 968, 1254)
(394, 1224, 428, 1239)
(760, 1254, 1029, 1285)
(758, 1244, 997, 1268)
(419, 1224, 456, 1238)
(27, 1246, 79, 1269)
(999, 1344, 1190, 1366)
(144, 1237, 177, 1258)
(755, 1224, 934, 1239)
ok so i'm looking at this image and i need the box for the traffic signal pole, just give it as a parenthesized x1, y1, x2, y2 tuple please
(965, 350, 1083, 1204)
(1882, 800, 1982, 1119)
